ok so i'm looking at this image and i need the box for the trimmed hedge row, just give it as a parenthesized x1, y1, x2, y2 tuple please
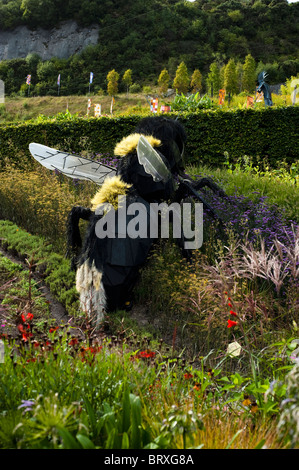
(182, 106, 299, 167)
(0, 107, 298, 170)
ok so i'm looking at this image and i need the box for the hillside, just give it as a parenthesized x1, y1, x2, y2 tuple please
(0, 0, 298, 96)
(0, 93, 151, 122)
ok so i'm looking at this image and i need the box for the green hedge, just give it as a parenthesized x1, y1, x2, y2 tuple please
(181, 107, 299, 167)
(0, 107, 298, 170)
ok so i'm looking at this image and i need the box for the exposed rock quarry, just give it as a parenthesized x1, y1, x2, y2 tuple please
(0, 21, 100, 61)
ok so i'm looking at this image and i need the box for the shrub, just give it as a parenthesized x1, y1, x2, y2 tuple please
(0, 107, 298, 170)
(129, 83, 142, 93)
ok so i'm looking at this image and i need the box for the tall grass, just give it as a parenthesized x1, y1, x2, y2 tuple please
(0, 167, 95, 252)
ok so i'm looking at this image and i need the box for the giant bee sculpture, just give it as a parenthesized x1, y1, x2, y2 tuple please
(29, 116, 228, 326)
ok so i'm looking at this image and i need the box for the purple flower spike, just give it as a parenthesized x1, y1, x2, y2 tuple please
(18, 400, 35, 412)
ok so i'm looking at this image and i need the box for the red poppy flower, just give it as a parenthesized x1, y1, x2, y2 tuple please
(22, 331, 33, 341)
(89, 346, 103, 354)
(79, 345, 103, 360)
(21, 312, 34, 323)
(229, 310, 238, 317)
(18, 324, 30, 333)
(135, 350, 156, 359)
(49, 326, 59, 333)
(227, 319, 238, 328)
(69, 338, 79, 346)
(184, 373, 193, 380)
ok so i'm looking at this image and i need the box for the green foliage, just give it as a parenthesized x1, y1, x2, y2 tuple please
(0, 221, 79, 316)
(173, 62, 189, 94)
(280, 73, 299, 97)
(172, 93, 215, 112)
(278, 363, 299, 448)
(0, 0, 298, 98)
(158, 68, 170, 95)
(242, 54, 257, 94)
(0, 107, 298, 169)
(180, 106, 299, 167)
(224, 59, 238, 95)
(207, 62, 221, 96)
(190, 69, 202, 94)
(0, 308, 295, 448)
(107, 69, 119, 97)
(122, 69, 132, 94)
(129, 83, 141, 93)
(0, 115, 138, 169)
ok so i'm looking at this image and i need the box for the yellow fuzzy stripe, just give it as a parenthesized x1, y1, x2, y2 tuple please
(91, 175, 131, 211)
(114, 133, 161, 157)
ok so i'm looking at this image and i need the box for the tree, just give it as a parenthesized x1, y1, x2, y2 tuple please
(242, 54, 256, 93)
(173, 62, 189, 94)
(207, 62, 221, 95)
(26, 53, 41, 71)
(224, 59, 238, 95)
(36, 60, 56, 82)
(220, 65, 226, 89)
(158, 69, 170, 95)
(236, 62, 243, 94)
(20, 0, 57, 28)
(190, 69, 202, 94)
(122, 69, 132, 95)
(107, 69, 119, 96)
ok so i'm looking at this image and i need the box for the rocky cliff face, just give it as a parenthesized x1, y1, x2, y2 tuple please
(0, 21, 100, 61)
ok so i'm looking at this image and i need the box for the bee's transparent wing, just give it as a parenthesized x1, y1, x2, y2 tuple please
(137, 135, 171, 183)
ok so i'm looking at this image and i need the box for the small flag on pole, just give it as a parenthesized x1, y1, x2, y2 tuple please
(26, 74, 31, 96)
(89, 72, 94, 94)
(57, 74, 61, 96)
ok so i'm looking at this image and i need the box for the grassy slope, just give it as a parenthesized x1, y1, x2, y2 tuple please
(0, 93, 152, 123)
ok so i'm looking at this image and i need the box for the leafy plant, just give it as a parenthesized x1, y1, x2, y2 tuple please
(172, 92, 215, 112)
